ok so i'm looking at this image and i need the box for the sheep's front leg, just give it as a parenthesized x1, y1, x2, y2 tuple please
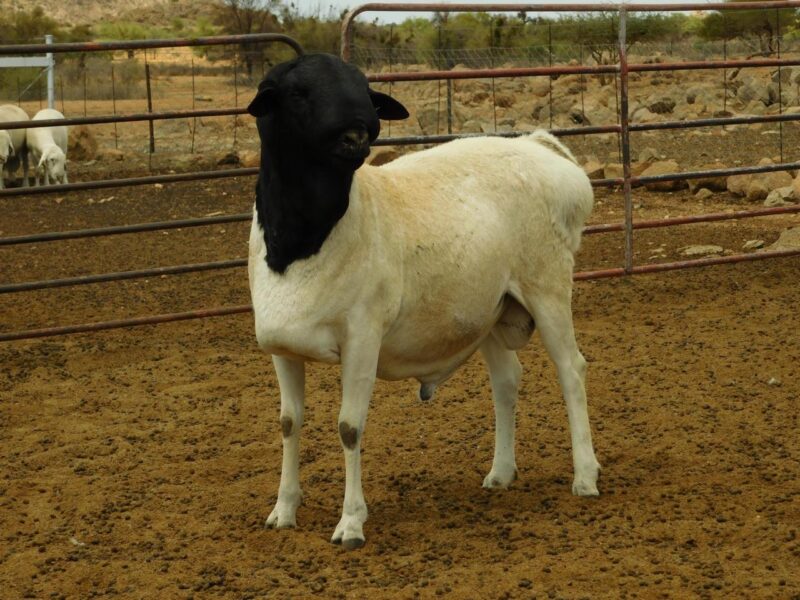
(266, 355, 305, 529)
(331, 336, 380, 550)
(21, 151, 29, 187)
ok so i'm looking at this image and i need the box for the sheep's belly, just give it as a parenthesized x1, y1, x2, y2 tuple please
(375, 311, 498, 382)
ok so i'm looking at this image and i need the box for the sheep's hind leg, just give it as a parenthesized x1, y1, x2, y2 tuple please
(528, 292, 600, 496)
(266, 355, 305, 529)
(480, 333, 522, 489)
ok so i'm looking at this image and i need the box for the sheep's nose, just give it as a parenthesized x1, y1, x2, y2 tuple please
(340, 129, 369, 150)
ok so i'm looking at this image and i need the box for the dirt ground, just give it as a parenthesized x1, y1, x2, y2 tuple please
(1, 151, 800, 600)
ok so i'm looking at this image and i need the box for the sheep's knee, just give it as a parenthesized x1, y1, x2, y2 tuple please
(281, 416, 294, 438)
(338, 422, 360, 450)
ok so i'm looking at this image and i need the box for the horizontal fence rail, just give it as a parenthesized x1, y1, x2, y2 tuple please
(0, 33, 304, 58)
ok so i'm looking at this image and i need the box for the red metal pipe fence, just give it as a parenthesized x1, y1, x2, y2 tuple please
(342, 1, 800, 273)
(3, 6, 800, 341)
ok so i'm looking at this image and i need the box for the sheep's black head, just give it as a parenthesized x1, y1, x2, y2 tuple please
(247, 53, 408, 171)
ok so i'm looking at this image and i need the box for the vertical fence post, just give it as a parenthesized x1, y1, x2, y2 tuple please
(490, 20, 497, 132)
(548, 21, 553, 129)
(45, 34, 55, 109)
(233, 57, 239, 150)
(436, 24, 442, 135)
(145, 62, 155, 154)
(722, 14, 728, 120)
(191, 56, 197, 154)
(618, 7, 634, 275)
(111, 63, 119, 149)
(388, 24, 394, 137)
(83, 67, 87, 116)
(776, 8, 784, 162)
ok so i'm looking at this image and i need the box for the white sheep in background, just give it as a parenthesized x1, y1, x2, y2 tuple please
(246, 53, 601, 550)
(27, 108, 68, 186)
(0, 104, 30, 189)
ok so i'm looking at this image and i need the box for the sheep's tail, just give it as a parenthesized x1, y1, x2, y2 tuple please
(526, 129, 579, 165)
(527, 130, 593, 254)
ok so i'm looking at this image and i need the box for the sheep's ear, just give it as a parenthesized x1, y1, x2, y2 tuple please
(247, 84, 277, 118)
(369, 89, 409, 120)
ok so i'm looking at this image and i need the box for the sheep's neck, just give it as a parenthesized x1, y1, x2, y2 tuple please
(256, 157, 353, 274)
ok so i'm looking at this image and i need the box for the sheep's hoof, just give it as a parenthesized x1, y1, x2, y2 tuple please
(265, 503, 299, 529)
(418, 383, 436, 402)
(338, 537, 366, 551)
(572, 462, 601, 497)
(482, 466, 518, 489)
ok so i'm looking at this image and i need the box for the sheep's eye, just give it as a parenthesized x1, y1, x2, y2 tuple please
(289, 88, 309, 101)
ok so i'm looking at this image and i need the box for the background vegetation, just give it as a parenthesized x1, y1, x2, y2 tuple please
(1, 0, 798, 103)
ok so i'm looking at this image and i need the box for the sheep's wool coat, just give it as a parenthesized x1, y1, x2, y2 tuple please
(248, 134, 593, 384)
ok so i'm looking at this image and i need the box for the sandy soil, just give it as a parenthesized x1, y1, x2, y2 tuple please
(1, 162, 799, 599)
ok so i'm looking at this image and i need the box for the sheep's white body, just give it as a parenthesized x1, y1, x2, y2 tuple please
(249, 132, 600, 548)
(0, 104, 30, 189)
(27, 108, 68, 186)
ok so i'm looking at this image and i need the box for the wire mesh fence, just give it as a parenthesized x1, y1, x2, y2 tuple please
(351, 37, 800, 71)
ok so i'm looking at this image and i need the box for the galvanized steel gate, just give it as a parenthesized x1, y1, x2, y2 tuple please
(2, 5, 800, 342)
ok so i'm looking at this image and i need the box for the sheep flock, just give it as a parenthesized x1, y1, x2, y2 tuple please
(0, 105, 68, 189)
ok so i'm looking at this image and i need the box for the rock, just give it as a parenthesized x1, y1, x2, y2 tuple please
(582, 160, 605, 179)
(680, 245, 724, 257)
(764, 186, 795, 206)
(460, 120, 484, 133)
(647, 95, 676, 114)
(67, 125, 97, 161)
(640, 160, 685, 191)
(494, 93, 515, 108)
(695, 188, 714, 200)
(736, 78, 770, 105)
(529, 78, 551, 97)
(416, 104, 442, 135)
(217, 152, 240, 166)
(743, 239, 765, 250)
(605, 163, 625, 180)
(767, 226, 800, 250)
(630, 107, 659, 123)
(727, 158, 793, 199)
(96, 148, 125, 162)
(238, 149, 260, 168)
(746, 180, 770, 201)
(688, 163, 729, 192)
(638, 147, 663, 163)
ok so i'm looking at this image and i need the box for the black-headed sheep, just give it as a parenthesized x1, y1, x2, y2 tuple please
(246, 53, 600, 550)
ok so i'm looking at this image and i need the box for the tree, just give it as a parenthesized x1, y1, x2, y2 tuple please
(698, 0, 798, 55)
(215, 0, 281, 78)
